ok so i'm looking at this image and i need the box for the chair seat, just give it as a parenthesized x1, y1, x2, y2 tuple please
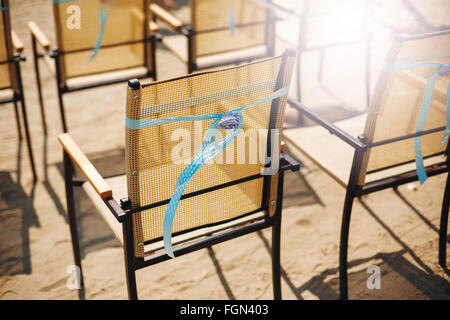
(282, 114, 446, 187)
(66, 66, 149, 90)
(283, 114, 366, 187)
(162, 34, 268, 69)
(82, 171, 266, 250)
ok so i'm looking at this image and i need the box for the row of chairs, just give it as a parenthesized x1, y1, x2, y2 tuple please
(2, 0, 372, 177)
(2, 0, 448, 300)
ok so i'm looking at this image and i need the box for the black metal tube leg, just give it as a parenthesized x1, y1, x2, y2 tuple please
(272, 211, 282, 300)
(339, 189, 355, 300)
(272, 171, 284, 300)
(63, 151, 84, 290)
(53, 53, 68, 132)
(439, 173, 450, 269)
(14, 60, 37, 182)
(58, 89, 68, 133)
(150, 35, 157, 81)
(122, 217, 138, 300)
(32, 36, 48, 135)
(125, 265, 138, 300)
(19, 96, 37, 182)
(13, 100, 22, 140)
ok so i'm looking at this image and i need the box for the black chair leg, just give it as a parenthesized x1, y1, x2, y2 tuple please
(125, 264, 138, 300)
(122, 217, 138, 300)
(20, 97, 37, 183)
(272, 212, 282, 300)
(63, 152, 84, 291)
(272, 171, 285, 300)
(439, 173, 450, 269)
(14, 58, 37, 182)
(13, 101, 22, 140)
(339, 189, 355, 300)
(57, 89, 68, 133)
(32, 36, 48, 136)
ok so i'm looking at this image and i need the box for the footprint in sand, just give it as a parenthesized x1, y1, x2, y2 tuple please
(295, 218, 312, 228)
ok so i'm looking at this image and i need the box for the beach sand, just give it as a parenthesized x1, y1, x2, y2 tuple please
(0, 0, 449, 299)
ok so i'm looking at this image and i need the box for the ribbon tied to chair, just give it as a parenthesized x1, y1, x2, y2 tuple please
(383, 61, 450, 184)
(53, 0, 114, 61)
(125, 84, 290, 258)
(0, 0, 9, 11)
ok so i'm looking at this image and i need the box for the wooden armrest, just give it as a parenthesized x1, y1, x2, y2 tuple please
(27, 21, 51, 51)
(150, 4, 183, 31)
(130, 7, 160, 33)
(58, 133, 113, 199)
(11, 30, 24, 53)
(149, 20, 160, 33)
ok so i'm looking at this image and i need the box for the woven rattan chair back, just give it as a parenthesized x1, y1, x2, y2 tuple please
(53, 0, 153, 84)
(190, 0, 275, 59)
(359, 31, 450, 184)
(125, 52, 295, 257)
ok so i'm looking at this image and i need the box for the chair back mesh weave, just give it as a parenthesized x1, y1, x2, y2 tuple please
(360, 31, 450, 182)
(53, 0, 152, 82)
(191, 0, 274, 58)
(0, 0, 12, 90)
(126, 54, 295, 257)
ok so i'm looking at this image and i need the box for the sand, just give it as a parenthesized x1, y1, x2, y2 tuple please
(0, 0, 449, 300)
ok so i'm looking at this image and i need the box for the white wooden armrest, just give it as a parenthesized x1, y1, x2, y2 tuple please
(149, 20, 160, 33)
(150, 4, 183, 31)
(11, 30, 24, 53)
(58, 133, 113, 199)
(131, 6, 160, 33)
(26, 21, 51, 51)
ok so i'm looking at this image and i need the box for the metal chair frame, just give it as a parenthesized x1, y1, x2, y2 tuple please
(286, 30, 450, 299)
(152, 0, 279, 74)
(1, 0, 37, 181)
(28, 0, 160, 133)
(59, 50, 300, 300)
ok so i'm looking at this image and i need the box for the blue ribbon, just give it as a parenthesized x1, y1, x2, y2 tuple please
(126, 84, 290, 257)
(383, 62, 450, 184)
(90, 0, 114, 61)
(53, 0, 113, 61)
(0, 0, 9, 11)
(229, 0, 235, 36)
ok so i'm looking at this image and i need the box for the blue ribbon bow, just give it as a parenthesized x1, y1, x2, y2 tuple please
(383, 61, 450, 184)
(126, 84, 290, 257)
